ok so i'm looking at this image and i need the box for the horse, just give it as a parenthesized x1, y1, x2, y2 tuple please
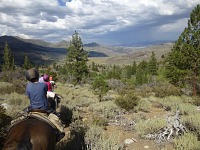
(3, 96, 64, 150)
(2, 117, 58, 150)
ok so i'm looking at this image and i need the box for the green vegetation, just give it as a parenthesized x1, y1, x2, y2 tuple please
(23, 54, 32, 70)
(1, 42, 15, 71)
(135, 117, 166, 137)
(0, 5, 199, 150)
(115, 89, 139, 111)
(165, 4, 200, 96)
(92, 74, 109, 101)
(174, 133, 200, 150)
(65, 31, 89, 85)
(0, 106, 12, 150)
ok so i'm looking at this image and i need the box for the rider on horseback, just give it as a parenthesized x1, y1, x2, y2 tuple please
(26, 69, 48, 111)
(25, 68, 65, 141)
(43, 74, 56, 99)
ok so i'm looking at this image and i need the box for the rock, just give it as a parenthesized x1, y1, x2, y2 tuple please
(1, 103, 12, 111)
(124, 138, 134, 145)
(144, 145, 149, 149)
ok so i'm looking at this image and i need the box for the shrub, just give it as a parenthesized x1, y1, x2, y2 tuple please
(178, 103, 197, 115)
(135, 118, 166, 137)
(84, 125, 120, 150)
(135, 85, 154, 98)
(0, 69, 26, 94)
(135, 98, 152, 112)
(174, 133, 200, 150)
(115, 90, 139, 111)
(89, 100, 120, 119)
(0, 82, 25, 95)
(192, 96, 200, 106)
(92, 116, 108, 126)
(0, 68, 26, 83)
(92, 74, 109, 101)
(0, 106, 12, 149)
(107, 79, 126, 92)
(153, 82, 182, 98)
(182, 113, 200, 135)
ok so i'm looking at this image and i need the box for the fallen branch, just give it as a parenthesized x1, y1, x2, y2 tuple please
(145, 110, 187, 144)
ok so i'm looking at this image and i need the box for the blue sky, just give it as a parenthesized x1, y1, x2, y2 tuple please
(0, 0, 199, 45)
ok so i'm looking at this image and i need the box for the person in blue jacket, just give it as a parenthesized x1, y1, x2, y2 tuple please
(25, 68, 65, 141)
(25, 68, 48, 111)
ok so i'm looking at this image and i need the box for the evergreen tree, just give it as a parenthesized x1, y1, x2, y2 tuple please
(165, 4, 200, 96)
(92, 74, 109, 101)
(91, 62, 99, 72)
(107, 65, 122, 79)
(148, 51, 158, 84)
(124, 61, 136, 79)
(135, 60, 148, 85)
(23, 54, 32, 69)
(149, 51, 158, 76)
(132, 60, 137, 75)
(124, 65, 132, 79)
(66, 31, 89, 84)
(2, 42, 15, 71)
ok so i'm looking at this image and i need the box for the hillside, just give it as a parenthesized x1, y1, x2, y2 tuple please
(88, 43, 173, 65)
(104, 43, 173, 65)
(0, 36, 67, 65)
(0, 36, 107, 65)
(0, 35, 174, 66)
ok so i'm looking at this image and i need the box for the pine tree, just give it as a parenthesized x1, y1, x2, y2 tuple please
(66, 31, 89, 84)
(149, 51, 158, 76)
(92, 74, 109, 101)
(135, 60, 148, 85)
(165, 4, 200, 96)
(131, 60, 137, 75)
(148, 51, 158, 84)
(91, 62, 99, 72)
(124, 61, 136, 79)
(2, 42, 15, 71)
(23, 54, 32, 69)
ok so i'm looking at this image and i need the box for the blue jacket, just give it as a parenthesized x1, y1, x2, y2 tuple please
(26, 82, 48, 110)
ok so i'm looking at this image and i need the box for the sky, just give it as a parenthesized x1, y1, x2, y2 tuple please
(0, 0, 199, 45)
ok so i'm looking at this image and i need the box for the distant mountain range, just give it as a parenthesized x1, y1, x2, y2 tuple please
(0, 35, 174, 66)
(115, 40, 175, 47)
(0, 36, 107, 65)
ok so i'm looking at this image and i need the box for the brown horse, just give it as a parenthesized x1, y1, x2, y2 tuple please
(3, 117, 58, 150)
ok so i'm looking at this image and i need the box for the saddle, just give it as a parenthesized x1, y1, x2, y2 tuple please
(11, 109, 64, 133)
(10, 109, 65, 142)
(28, 110, 65, 142)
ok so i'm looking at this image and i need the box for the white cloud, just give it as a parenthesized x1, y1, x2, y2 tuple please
(158, 18, 189, 32)
(0, 0, 199, 44)
(66, 0, 83, 10)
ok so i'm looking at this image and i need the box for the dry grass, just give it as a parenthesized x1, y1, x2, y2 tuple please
(135, 117, 167, 137)
(0, 92, 29, 116)
(2, 80, 200, 150)
(174, 133, 200, 150)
